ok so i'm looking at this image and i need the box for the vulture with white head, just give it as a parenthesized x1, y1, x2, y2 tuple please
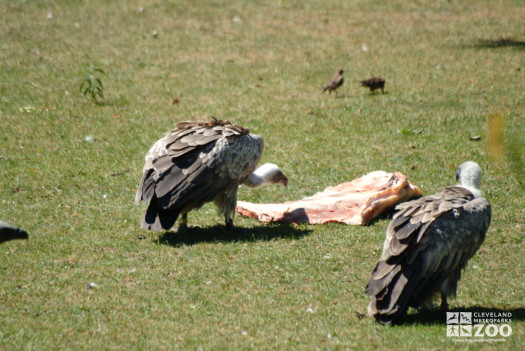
(365, 161, 491, 324)
(136, 117, 288, 231)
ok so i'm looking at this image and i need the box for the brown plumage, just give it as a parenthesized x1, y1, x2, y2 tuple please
(365, 161, 491, 324)
(136, 117, 288, 231)
(360, 77, 385, 94)
(321, 69, 344, 95)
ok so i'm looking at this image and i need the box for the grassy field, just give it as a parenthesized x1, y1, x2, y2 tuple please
(1, 0, 524, 349)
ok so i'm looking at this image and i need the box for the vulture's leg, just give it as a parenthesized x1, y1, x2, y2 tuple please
(177, 213, 188, 233)
(440, 293, 449, 311)
(224, 210, 234, 228)
(225, 215, 234, 229)
(420, 296, 435, 310)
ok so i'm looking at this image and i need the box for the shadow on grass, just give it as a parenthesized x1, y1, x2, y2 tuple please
(364, 91, 388, 97)
(465, 37, 525, 49)
(364, 206, 396, 226)
(156, 223, 312, 247)
(401, 306, 525, 326)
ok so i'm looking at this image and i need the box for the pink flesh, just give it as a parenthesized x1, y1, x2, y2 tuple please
(236, 171, 422, 225)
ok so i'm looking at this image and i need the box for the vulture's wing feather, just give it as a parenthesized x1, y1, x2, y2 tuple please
(407, 197, 490, 306)
(137, 168, 156, 203)
(136, 119, 263, 230)
(366, 187, 490, 322)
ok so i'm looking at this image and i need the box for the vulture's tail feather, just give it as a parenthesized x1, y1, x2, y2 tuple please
(366, 264, 418, 324)
(142, 202, 180, 231)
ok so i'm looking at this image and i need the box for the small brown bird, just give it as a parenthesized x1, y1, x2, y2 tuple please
(321, 69, 344, 95)
(360, 77, 385, 94)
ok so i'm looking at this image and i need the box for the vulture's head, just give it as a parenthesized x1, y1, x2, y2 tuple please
(252, 163, 288, 188)
(339, 69, 344, 75)
(456, 161, 482, 197)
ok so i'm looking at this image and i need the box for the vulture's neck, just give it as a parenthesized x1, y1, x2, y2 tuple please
(460, 185, 483, 198)
(244, 163, 282, 188)
(459, 169, 482, 198)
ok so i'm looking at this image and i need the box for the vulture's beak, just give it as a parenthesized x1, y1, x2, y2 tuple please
(281, 175, 289, 188)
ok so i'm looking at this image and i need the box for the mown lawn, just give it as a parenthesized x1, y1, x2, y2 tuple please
(1, 0, 524, 349)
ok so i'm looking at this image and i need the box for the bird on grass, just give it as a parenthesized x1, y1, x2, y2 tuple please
(136, 117, 288, 232)
(0, 220, 28, 243)
(321, 69, 344, 96)
(365, 161, 491, 324)
(360, 77, 385, 94)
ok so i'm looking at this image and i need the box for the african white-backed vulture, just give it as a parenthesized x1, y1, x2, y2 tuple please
(135, 117, 288, 231)
(365, 161, 491, 324)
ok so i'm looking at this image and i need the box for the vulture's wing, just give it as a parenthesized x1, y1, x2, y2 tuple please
(366, 186, 491, 321)
(136, 119, 263, 229)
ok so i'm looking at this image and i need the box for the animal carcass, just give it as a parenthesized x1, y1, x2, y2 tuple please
(236, 171, 422, 225)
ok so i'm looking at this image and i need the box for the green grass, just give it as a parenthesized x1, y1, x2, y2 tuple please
(1, 0, 524, 349)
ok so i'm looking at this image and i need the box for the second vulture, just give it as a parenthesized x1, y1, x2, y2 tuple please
(365, 161, 491, 324)
(136, 117, 288, 231)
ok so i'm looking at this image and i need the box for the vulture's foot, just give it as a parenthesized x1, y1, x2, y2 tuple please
(439, 292, 448, 311)
(176, 214, 189, 233)
(440, 295, 449, 311)
(176, 223, 188, 234)
(225, 218, 234, 229)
